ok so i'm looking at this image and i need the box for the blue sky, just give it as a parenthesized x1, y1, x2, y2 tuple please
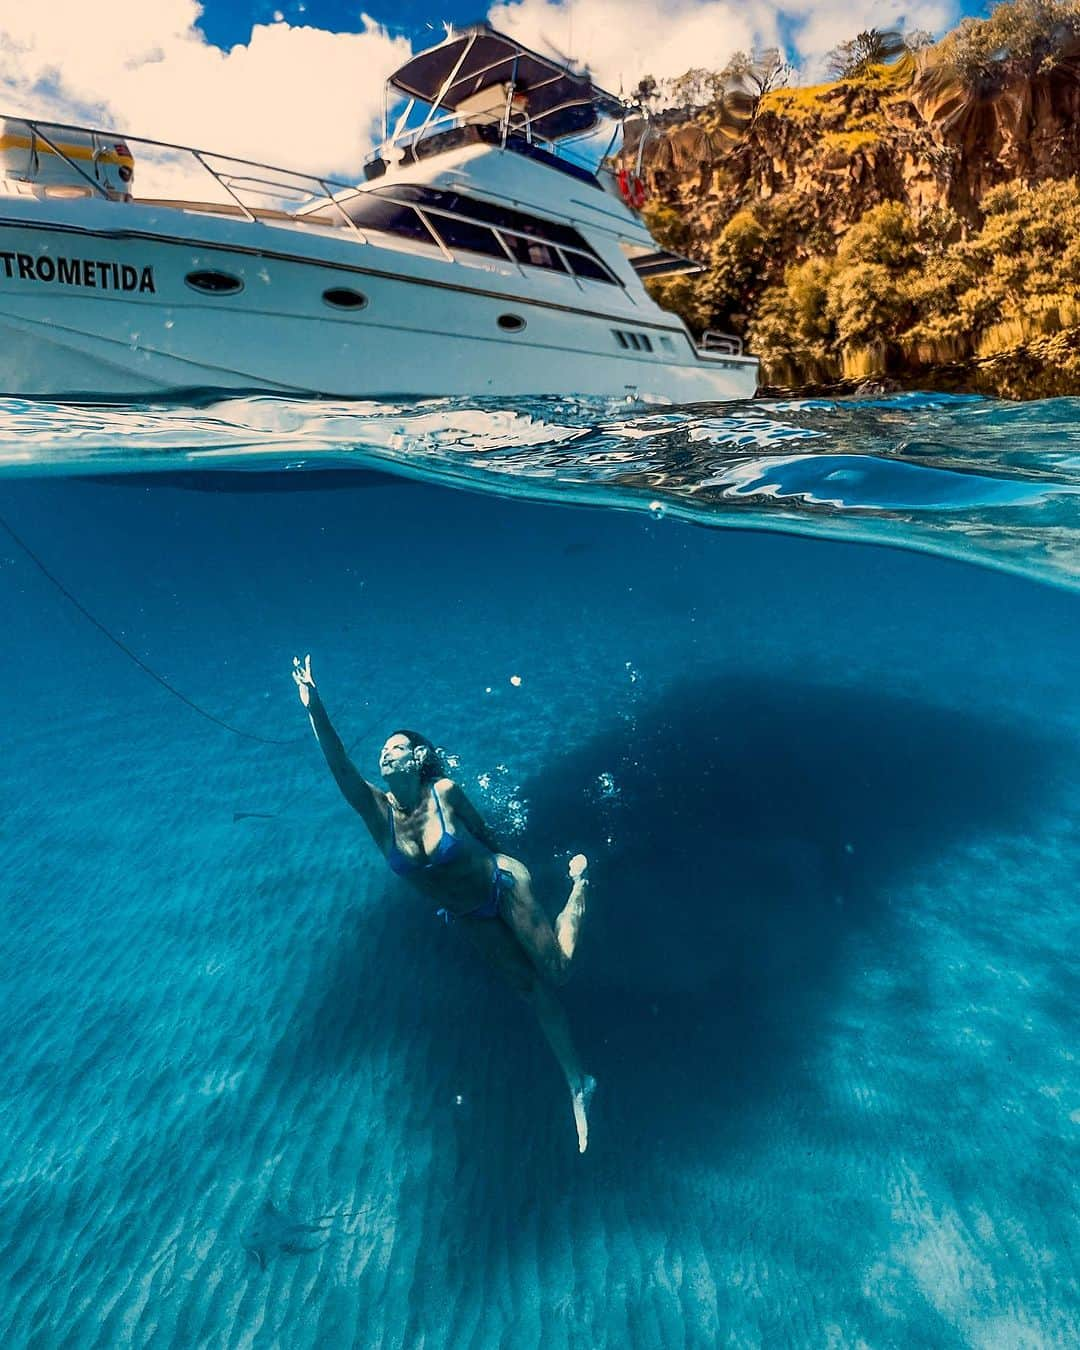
(198, 2, 444, 47)
(197, 0, 991, 52)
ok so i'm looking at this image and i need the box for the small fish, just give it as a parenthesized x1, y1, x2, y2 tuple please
(232, 811, 277, 823)
(242, 1199, 337, 1270)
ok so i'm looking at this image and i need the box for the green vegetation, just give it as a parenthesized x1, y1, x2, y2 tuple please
(747, 183, 1080, 395)
(936, 0, 1080, 81)
(820, 128, 882, 155)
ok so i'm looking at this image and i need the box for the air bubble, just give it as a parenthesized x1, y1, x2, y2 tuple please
(648, 500, 666, 520)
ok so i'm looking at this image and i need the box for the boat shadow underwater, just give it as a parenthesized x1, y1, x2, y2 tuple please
(280, 670, 1069, 1181)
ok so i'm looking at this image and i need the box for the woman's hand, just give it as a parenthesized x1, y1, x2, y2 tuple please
(292, 653, 316, 708)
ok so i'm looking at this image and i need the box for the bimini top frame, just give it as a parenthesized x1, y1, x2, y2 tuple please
(388, 24, 625, 142)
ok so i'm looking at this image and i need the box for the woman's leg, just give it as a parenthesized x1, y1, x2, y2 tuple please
(459, 916, 595, 1152)
(495, 854, 589, 987)
(531, 982, 596, 1154)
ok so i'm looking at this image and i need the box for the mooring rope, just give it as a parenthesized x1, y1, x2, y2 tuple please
(1, 510, 305, 745)
(0, 511, 414, 755)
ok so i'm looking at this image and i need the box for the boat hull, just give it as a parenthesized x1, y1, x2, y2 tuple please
(0, 203, 758, 403)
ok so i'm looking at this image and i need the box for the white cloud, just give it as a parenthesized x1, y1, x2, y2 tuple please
(0, 1, 410, 178)
(487, 0, 959, 87)
(786, 0, 958, 78)
(488, 0, 780, 93)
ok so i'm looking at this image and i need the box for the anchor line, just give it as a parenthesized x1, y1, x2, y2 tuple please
(2, 511, 432, 760)
(1, 510, 303, 745)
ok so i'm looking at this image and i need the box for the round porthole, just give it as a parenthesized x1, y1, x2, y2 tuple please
(497, 313, 526, 332)
(322, 287, 369, 311)
(185, 269, 243, 295)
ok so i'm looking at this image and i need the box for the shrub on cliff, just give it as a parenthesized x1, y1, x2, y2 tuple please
(750, 258, 839, 384)
(646, 206, 774, 332)
(936, 0, 1080, 80)
(906, 177, 1080, 377)
(827, 204, 919, 353)
(750, 204, 920, 381)
(700, 210, 769, 315)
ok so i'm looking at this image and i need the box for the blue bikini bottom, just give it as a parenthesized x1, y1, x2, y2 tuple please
(436, 863, 513, 924)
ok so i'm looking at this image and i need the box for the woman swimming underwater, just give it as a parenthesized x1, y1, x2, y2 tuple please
(292, 655, 595, 1152)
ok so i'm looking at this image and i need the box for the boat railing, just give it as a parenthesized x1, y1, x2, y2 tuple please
(376, 101, 614, 183)
(0, 113, 371, 238)
(700, 330, 744, 357)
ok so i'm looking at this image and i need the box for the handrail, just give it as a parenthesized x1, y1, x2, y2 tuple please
(192, 149, 255, 221)
(1, 111, 364, 218)
(2, 112, 359, 189)
(19, 121, 112, 200)
(380, 100, 605, 179)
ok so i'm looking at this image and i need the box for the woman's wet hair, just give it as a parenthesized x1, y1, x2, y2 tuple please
(391, 729, 444, 782)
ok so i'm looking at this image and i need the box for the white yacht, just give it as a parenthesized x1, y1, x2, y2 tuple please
(0, 25, 757, 402)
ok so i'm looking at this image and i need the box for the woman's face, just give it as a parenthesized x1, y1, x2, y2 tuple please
(379, 734, 417, 781)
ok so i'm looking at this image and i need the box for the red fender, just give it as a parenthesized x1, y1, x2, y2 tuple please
(618, 168, 647, 210)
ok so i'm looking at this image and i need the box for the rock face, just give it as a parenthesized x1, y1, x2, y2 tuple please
(643, 41, 1080, 397)
(909, 41, 1080, 216)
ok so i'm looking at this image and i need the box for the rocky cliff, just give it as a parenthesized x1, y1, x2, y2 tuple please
(639, 19, 1080, 397)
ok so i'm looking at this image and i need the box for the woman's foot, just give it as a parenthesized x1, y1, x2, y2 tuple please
(569, 853, 588, 880)
(572, 1075, 597, 1154)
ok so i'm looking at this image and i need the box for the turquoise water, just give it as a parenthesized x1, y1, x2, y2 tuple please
(1, 392, 1078, 1347)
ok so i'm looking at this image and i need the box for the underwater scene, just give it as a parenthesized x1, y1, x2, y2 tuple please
(1, 391, 1078, 1348)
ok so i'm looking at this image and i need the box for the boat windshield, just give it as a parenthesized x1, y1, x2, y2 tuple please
(337, 184, 621, 283)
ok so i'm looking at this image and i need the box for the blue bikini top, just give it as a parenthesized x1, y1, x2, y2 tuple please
(386, 783, 467, 876)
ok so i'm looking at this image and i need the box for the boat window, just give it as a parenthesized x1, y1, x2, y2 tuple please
(373, 185, 597, 256)
(185, 270, 243, 295)
(322, 287, 368, 310)
(613, 330, 629, 348)
(501, 234, 567, 272)
(341, 194, 434, 245)
(659, 335, 675, 352)
(638, 334, 654, 352)
(498, 314, 526, 332)
(564, 251, 615, 284)
(424, 214, 506, 259)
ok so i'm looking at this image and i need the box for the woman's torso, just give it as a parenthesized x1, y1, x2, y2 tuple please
(382, 780, 494, 906)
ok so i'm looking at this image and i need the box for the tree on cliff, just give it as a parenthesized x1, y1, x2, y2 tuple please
(826, 29, 909, 78)
(935, 0, 1080, 80)
(721, 49, 792, 103)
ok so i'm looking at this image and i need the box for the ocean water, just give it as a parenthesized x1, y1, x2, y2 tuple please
(1, 391, 1078, 1348)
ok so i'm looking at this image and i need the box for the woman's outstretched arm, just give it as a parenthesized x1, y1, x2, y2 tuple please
(293, 655, 386, 843)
